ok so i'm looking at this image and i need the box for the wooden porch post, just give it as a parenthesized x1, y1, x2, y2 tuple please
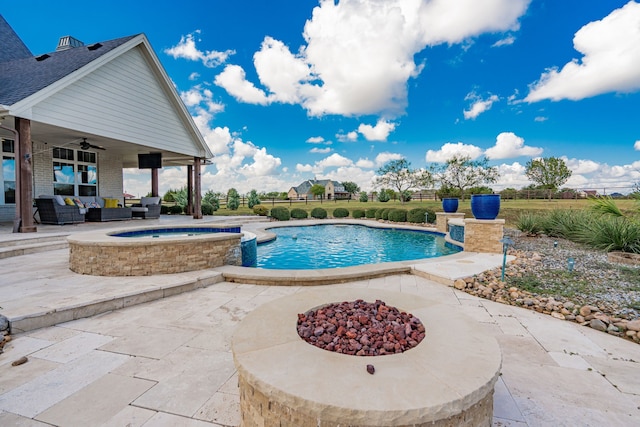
(193, 157, 202, 219)
(151, 168, 159, 197)
(186, 165, 193, 215)
(16, 118, 36, 233)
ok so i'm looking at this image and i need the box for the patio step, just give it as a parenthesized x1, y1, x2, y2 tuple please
(0, 235, 69, 259)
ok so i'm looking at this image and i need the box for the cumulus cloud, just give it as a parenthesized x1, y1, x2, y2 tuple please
(526, 1, 640, 102)
(356, 158, 375, 168)
(635, 140, 640, 150)
(179, 86, 224, 115)
(485, 132, 543, 159)
(562, 157, 600, 174)
(463, 92, 499, 120)
(357, 120, 396, 141)
(296, 153, 354, 175)
(165, 31, 235, 68)
(374, 152, 404, 166)
(306, 136, 326, 144)
(214, 0, 529, 117)
(310, 147, 332, 154)
(425, 142, 484, 163)
(337, 131, 358, 142)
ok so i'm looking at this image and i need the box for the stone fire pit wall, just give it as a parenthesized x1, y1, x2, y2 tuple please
(232, 288, 502, 427)
(68, 226, 242, 276)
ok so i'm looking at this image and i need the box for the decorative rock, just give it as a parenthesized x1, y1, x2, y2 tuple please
(579, 306, 591, 317)
(454, 279, 466, 290)
(626, 320, 640, 332)
(589, 319, 607, 332)
(366, 364, 375, 375)
(551, 312, 566, 320)
(0, 315, 8, 332)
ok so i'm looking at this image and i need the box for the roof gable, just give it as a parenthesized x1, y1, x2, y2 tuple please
(0, 15, 32, 63)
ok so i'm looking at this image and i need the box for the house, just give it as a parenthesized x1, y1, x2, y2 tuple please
(0, 15, 213, 232)
(287, 179, 350, 200)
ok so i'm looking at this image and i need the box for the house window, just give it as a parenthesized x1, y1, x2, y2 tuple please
(1, 138, 15, 204)
(53, 147, 98, 196)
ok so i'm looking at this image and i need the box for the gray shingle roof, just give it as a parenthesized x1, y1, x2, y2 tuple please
(0, 14, 137, 106)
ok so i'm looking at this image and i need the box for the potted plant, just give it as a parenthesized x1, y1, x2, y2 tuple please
(442, 198, 459, 213)
(470, 194, 501, 220)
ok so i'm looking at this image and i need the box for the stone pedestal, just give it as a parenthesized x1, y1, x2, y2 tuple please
(464, 218, 505, 254)
(435, 212, 465, 233)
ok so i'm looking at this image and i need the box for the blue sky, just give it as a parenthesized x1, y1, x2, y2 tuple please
(3, 0, 640, 196)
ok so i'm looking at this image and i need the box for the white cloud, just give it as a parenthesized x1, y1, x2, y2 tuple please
(306, 136, 326, 144)
(634, 140, 640, 150)
(526, 1, 640, 102)
(337, 131, 358, 142)
(215, 0, 529, 117)
(374, 152, 404, 166)
(425, 142, 483, 163)
(562, 157, 600, 174)
(165, 31, 235, 68)
(356, 158, 375, 168)
(485, 132, 543, 159)
(357, 120, 396, 141)
(214, 65, 272, 105)
(310, 147, 332, 154)
(295, 153, 354, 175)
(188, 72, 200, 81)
(463, 92, 499, 120)
(492, 35, 515, 47)
(534, 116, 548, 122)
(322, 166, 377, 191)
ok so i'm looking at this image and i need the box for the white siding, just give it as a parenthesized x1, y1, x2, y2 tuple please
(30, 47, 202, 156)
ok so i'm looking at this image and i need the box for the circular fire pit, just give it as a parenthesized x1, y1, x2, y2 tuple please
(232, 288, 502, 427)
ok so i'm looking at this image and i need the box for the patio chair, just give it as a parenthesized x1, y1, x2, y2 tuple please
(35, 196, 85, 225)
(131, 196, 161, 219)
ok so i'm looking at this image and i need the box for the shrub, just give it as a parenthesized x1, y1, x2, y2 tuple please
(270, 206, 290, 221)
(388, 209, 407, 222)
(291, 208, 308, 219)
(227, 188, 240, 210)
(160, 205, 170, 214)
(424, 208, 436, 224)
(365, 208, 377, 218)
(353, 209, 365, 219)
(247, 189, 261, 209)
(253, 205, 269, 216)
(516, 212, 542, 236)
(576, 216, 640, 254)
(380, 208, 392, 220)
(359, 192, 368, 202)
(203, 190, 220, 211)
(201, 202, 214, 215)
(311, 207, 327, 219)
(168, 205, 183, 214)
(407, 208, 427, 223)
(333, 208, 349, 218)
(378, 190, 390, 202)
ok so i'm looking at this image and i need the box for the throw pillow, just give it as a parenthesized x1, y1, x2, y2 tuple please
(73, 197, 85, 208)
(104, 198, 119, 208)
(54, 195, 66, 206)
(64, 197, 75, 206)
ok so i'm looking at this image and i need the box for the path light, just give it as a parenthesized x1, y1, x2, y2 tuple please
(567, 257, 575, 272)
(554, 241, 558, 248)
(499, 236, 514, 282)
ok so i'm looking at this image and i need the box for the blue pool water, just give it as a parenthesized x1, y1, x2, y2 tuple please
(256, 224, 461, 270)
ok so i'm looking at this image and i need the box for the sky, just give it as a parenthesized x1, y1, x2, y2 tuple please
(3, 0, 640, 197)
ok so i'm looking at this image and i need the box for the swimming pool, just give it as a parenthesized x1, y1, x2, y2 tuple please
(256, 224, 461, 269)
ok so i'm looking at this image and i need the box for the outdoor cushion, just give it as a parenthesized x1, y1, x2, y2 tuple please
(140, 196, 161, 206)
(64, 197, 75, 206)
(54, 195, 66, 206)
(104, 198, 119, 208)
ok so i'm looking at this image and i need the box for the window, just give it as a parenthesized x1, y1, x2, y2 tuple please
(53, 147, 98, 196)
(1, 138, 15, 204)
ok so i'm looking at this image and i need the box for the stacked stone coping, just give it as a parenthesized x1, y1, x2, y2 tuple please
(464, 219, 505, 254)
(232, 288, 502, 427)
(435, 212, 465, 234)
(68, 224, 243, 276)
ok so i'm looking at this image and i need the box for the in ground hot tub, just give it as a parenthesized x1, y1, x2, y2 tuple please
(68, 224, 251, 276)
(232, 288, 502, 427)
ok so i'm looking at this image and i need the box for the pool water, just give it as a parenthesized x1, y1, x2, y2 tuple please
(256, 224, 461, 270)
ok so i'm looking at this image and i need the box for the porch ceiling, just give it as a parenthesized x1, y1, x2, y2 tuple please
(30, 122, 204, 168)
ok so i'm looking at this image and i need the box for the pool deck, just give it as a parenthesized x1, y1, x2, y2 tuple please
(0, 216, 638, 426)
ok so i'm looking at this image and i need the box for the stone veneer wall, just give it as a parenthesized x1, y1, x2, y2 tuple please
(435, 212, 465, 233)
(69, 235, 242, 276)
(463, 218, 505, 254)
(238, 376, 494, 427)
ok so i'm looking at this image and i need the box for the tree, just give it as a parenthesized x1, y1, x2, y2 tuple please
(310, 184, 325, 200)
(430, 155, 499, 200)
(359, 191, 368, 202)
(247, 189, 261, 208)
(342, 181, 360, 199)
(525, 157, 572, 196)
(203, 190, 220, 211)
(375, 159, 432, 204)
(226, 188, 240, 210)
(377, 188, 391, 202)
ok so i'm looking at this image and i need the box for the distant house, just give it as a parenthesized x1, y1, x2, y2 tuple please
(0, 15, 213, 231)
(287, 179, 350, 200)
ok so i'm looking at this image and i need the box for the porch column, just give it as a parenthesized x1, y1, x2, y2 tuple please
(186, 165, 193, 215)
(16, 118, 36, 233)
(193, 157, 202, 219)
(151, 168, 159, 197)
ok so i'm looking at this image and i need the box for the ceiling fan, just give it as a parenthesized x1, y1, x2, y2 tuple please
(78, 137, 106, 151)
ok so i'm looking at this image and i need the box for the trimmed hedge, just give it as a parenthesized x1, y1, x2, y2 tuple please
(310, 207, 327, 219)
(253, 205, 269, 216)
(425, 208, 436, 223)
(168, 205, 183, 214)
(291, 208, 308, 219)
(270, 206, 290, 221)
(388, 209, 407, 222)
(201, 202, 214, 215)
(407, 208, 435, 223)
(333, 207, 349, 218)
(160, 205, 169, 215)
(365, 208, 377, 218)
(380, 208, 392, 220)
(352, 209, 365, 219)
(375, 209, 384, 220)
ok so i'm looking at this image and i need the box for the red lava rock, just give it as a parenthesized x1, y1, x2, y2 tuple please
(367, 364, 375, 374)
(297, 299, 425, 356)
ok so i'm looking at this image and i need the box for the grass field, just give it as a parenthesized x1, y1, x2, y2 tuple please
(200, 198, 639, 227)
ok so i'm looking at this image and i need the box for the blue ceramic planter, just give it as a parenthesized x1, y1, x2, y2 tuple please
(442, 198, 459, 213)
(471, 194, 501, 220)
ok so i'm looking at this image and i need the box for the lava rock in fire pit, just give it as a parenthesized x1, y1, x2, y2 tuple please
(297, 299, 425, 356)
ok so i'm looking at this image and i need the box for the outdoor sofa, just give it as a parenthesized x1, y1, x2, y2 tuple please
(35, 195, 132, 224)
(35, 196, 85, 225)
(131, 196, 161, 219)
